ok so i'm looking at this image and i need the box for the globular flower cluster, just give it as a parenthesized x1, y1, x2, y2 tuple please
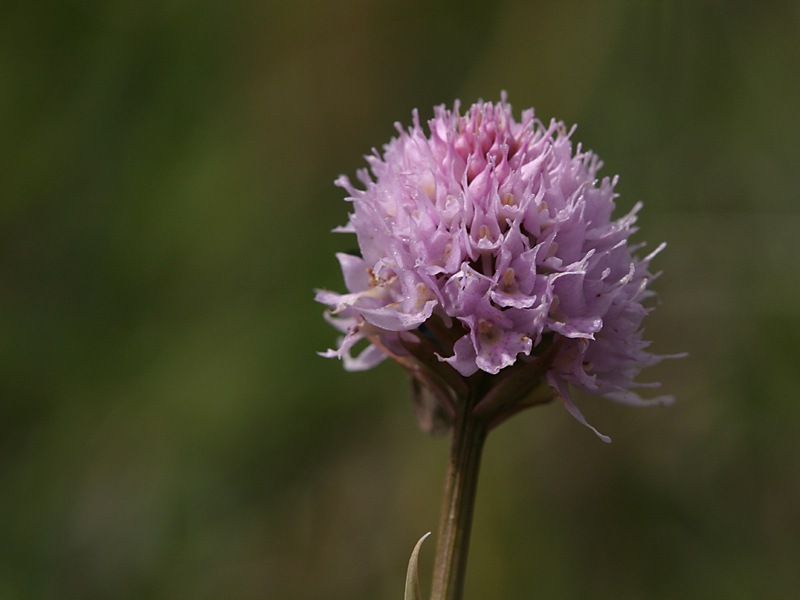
(317, 94, 674, 440)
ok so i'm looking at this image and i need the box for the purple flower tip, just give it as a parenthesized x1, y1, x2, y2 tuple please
(317, 93, 678, 439)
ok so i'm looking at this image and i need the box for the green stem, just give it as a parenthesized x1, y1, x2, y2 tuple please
(430, 390, 488, 600)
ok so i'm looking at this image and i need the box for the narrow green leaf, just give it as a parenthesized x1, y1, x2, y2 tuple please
(404, 532, 431, 600)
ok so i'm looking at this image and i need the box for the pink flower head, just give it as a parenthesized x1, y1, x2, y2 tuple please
(317, 93, 677, 441)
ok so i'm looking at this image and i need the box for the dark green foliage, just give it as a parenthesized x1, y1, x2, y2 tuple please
(1, 1, 798, 598)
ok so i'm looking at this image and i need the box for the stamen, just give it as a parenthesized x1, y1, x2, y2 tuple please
(502, 268, 515, 289)
(477, 319, 499, 342)
(441, 243, 452, 265)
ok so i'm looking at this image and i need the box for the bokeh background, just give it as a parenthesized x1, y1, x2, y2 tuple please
(2, 1, 799, 598)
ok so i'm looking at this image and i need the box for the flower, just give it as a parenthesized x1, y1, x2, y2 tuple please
(316, 93, 677, 441)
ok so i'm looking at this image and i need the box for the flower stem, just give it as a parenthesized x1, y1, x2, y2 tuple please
(430, 390, 488, 600)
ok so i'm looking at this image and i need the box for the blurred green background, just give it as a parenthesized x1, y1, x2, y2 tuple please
(2, 1, 799, 598)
